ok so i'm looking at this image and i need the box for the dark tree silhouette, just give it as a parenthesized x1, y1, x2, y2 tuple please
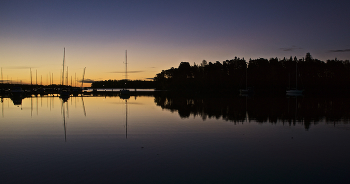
(153, 53, 350, 95)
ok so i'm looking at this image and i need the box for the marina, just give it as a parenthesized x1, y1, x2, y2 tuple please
(2, 1, 350, 183)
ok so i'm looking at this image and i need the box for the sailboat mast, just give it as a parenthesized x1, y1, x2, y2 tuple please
(246, 62, 248, 90)
(62, 47, 65, 86)
(125, 50, 128, 80)
(66, 66, 68, 86)
(81, 67, 86, 88)
(30, 68, 32, 85)
(289, 73, 290, 89)
(296, 61, 297, 89)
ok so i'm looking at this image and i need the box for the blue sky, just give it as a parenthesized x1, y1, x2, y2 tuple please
(1, 0, 350, 85)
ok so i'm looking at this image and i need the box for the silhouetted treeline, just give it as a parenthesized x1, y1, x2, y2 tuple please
(91, 79, 155, 89)
(154, 53, 350, 94)
(154, 93, 350, 130)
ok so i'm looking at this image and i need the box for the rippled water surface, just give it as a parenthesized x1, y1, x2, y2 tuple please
(1, 95, 350, 184)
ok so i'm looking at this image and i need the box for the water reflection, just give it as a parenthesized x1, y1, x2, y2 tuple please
(2, 94, 350, 132)
(82, 96, 86, 116)
(120, 95, 130, 139)
(11, 96, 23, 106)
(61, 98, 68, 142)
(154, 94, 350, 130)
(1, 94, 350, 183)
(1, 97, 3, 117)
(59, 96, 87, 142)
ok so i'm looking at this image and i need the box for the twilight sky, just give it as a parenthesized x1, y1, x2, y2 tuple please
(1, 0, 350, 86)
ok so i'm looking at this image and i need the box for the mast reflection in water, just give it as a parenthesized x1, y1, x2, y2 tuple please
(0, 94, 350, 184)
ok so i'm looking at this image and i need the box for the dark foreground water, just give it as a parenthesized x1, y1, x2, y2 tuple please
(1, 94, 350, 184)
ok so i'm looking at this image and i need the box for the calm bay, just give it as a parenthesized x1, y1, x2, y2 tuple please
(1, 94, 350, 184)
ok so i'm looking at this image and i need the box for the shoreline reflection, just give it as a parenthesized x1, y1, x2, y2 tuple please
(154, 94, 350, 130)
(2, 94, 350, 131)
(1, 94, 350, 183)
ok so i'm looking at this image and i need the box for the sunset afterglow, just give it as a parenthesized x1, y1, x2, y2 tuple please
(1, 0, 350, 87)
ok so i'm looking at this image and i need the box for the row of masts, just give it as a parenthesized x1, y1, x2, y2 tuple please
(0, 48, 86, 87)
(1, 68, 82, 86)
(61, 47, 86, 88)
(2, 48, 127, 87)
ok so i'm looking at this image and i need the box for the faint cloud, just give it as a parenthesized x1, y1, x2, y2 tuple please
(280, 46, 302, 52)
(78, 79, 95, 83)
(110, 102, 144, 105)
(6, 66, 36, 69)
(329, 49, 350, 53)
(109, 70, 144, 73)
(127, 71, 144, 73)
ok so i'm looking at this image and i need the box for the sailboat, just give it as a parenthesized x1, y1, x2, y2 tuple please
(286, 61, 304, 96)
(120, 50, 130, 95)
(59, 48, 70, 101)
(240, 62, 253, 96)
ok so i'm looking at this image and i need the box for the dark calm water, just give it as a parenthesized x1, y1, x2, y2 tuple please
(1, 94, 350, 184)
